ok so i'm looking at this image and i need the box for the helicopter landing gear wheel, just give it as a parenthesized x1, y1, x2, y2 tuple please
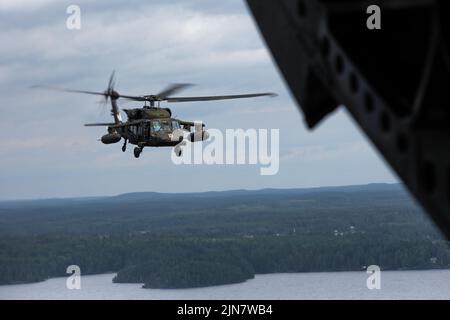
(122, 139, 127, 152)
(134, 147, 142, 158)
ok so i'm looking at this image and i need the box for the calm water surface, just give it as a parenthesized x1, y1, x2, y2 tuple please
(1, 270, 449, 300)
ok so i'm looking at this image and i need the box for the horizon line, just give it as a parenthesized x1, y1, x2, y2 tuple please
(0, 182, 402, 202)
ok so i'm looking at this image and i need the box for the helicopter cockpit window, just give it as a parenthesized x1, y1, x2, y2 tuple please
(151, 120, 171, 132)
(151, 120, 162, 132)
(172, 121, 180, 129)
(160, 120, 171, 131)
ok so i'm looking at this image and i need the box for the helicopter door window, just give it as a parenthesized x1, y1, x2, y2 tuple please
(145, 123, 151, 138)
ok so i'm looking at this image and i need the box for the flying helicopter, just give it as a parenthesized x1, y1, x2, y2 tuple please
(35, 73, 276, 158)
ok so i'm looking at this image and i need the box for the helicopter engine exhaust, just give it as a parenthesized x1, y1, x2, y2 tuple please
(188, 131, 210, 142)
(101, 132, 121, 144)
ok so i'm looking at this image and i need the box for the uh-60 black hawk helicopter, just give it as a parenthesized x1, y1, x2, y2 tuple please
(37, 72, 276, 158)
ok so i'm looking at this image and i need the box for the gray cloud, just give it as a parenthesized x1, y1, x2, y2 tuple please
(0, 0, 396, 199)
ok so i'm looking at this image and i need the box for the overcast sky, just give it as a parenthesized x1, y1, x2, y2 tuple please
(0, 0, 397, 200)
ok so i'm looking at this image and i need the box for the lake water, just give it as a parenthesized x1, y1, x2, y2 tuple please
(1, 270, 449, 300)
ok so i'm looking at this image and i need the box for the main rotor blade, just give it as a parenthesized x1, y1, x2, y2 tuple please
(155, 83, 194, 100)
(118, 94, 149, 102)
(84, 123, 116, 126)
(166, 92, 277, 103)
(108, 71, 116, 91)
(32, 84, 141, 102)
(33, 83, 277, 104)
(31, 85, 106, 97)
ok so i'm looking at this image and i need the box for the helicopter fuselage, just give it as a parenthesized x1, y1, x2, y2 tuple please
(99, 106, 208, 157)
(109, 118, 185, 147)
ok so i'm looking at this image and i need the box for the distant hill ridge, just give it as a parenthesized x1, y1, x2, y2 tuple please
(0, 183, 404, 206)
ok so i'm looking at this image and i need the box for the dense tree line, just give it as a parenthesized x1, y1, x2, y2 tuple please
(1, 234, 449, 288)
(0, 185, 449, 288)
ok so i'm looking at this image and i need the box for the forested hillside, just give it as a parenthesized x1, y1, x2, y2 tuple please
(0, 184, 449, 288)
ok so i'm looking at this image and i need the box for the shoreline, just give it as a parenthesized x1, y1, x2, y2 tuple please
(2, 267, 450, 289)
(2, 270, 450, 300)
